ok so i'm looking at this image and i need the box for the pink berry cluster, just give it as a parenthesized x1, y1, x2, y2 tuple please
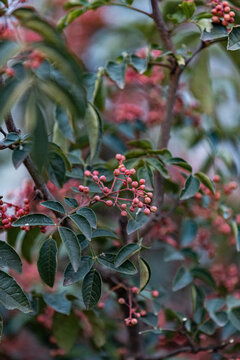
(78, 154, 158, 217)
(0, 196, 30, 231)
(97, 285, 159, 327)
(211, 1, 235, 26)
(24, 50, 45, 70)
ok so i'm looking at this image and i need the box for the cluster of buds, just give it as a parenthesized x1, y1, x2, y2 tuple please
(24, 50, 45, 70)
(78, 154, 158, 217)
(0, 196, 30, 231)
(211, 1, 235, 26)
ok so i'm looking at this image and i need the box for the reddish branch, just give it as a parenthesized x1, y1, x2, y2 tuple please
(143, 341, 233, 360)
(4, 114, 55, 201)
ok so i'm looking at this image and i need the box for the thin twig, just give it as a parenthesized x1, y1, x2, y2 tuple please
(143, 341, 232, 360)
(150, 0, 175, 52)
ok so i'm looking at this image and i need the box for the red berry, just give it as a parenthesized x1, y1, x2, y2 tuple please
(216, 4, 222, 11)
(224, 14, 230, 21)
(106, 200, 113, 207)
(121, 203, 127, 209)
(94, 195, 101, 201)
(224, 6, 230, 13)
(78, 185, 84, 192)
(103, 187, 110, 194)
(100, 175, 106, 182)
(115, 154, 122, 161)
(211, 8, 217, 15)
(125, 170, 130, 176)
(212, 16, 220, 23)
(84, 170, 91, 177)
(140, 185, 145, 190)
(213, 174, 221, 183)
(222, 20, 229, 26)
(138, 201, 143, 208)
(83, 187, 89, 193)
(145, 197, 151, 204)
(132, 181, 138, 188)
(139, 179, 145, 185)
(129, 169, 136, 175)
(229, 11, 235, 17)
(150, 206, 157, 213)
(114, 169, 120, 176)
(144, 208, 151, 215)
(98, 302, 105, 309)
(93, 170, 99, 176)
(118, 298, 125, 304)
(92, 175, 98, 181)
(121, 210, 127, 217)
(131, 318, 138, 325)
(222, 1, 229, 6)
(132, 286, 138, 294)
(129, 207, 135, 212)
(152, 290, 159, 298)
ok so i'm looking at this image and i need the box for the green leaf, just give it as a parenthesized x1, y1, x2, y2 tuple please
(172, 267, 193, 292)
(139, 257, 151, 292)
(146, 158, 169, 178)
(228, 307, 240, 330)
(84, 104, 103, 163)
(128, 139, 153, 150)
(106, 60, 127, 89)
(205, 298, 227, 327)
(201, 24, 228, 41)
(12, 143, 31, 169)
(167, 157, 192, 172)
(227, 27, 240, 51)
(114, 243, 141, 267)
(0, 241, 22, 273)
(40, 200, 65, 214)
(0, 40, 20, 68)
(231, 221, 240, 252)
(179, 1, 195, 19)
(137, 164, 154, 190)
(199, 318, 216, 335)
(55, 106, 75, 142)
(164, 246, 185, 262)
(180, 175, 200, 200)
(0, 270, 31, 313)
(69, 214, 92, 240)
(29, 102, 48, 172)
(58, 227, 81, 272)
(63, 256, 94, 286)
(37, 238, 57, 287)
(130, 54, 147, 74)
(64, 197, 78, 209)
(13, 8, 63, 46)
(98, 254, 137, 275)
(181, 219, 197, 246)
(127, 212, 150, 235)
(1, 132, 19, 146)
(0, 314, 2, 343)
(92, 229, 119, 239)
(190, 267, 216, 288)
(21, 227, 40, 263)
(82, 269, 102, 309)
(194, 172, 215, 194)
(43, 292, 71, 315)
(76, 207, 97, 229)
(0, 74, 31, 123)
(7, 228, 20, 247)
(53, 312, 79, 352)
(13, 214, 55, 227)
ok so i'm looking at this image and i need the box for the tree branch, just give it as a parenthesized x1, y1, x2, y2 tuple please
(150, 0, 175, 52)
(143, 341, 233, 360)
(5, 114, 55, 201)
